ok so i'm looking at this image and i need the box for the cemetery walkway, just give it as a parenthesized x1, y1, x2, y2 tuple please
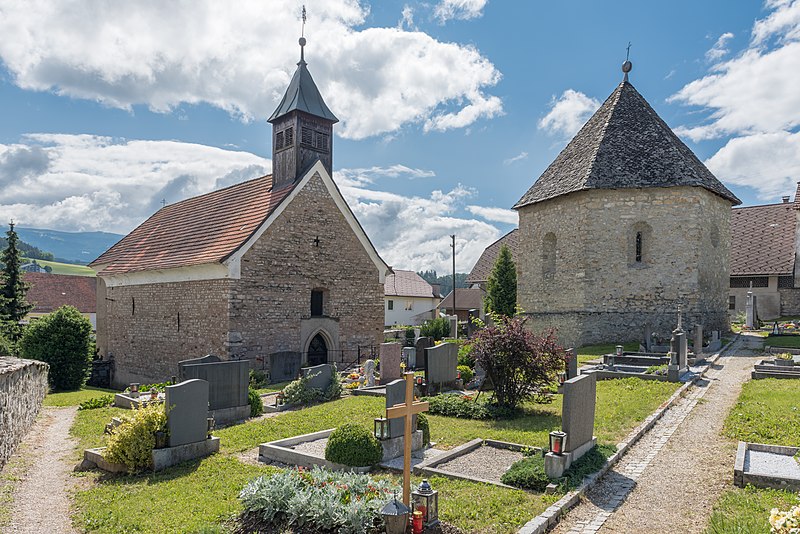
(550, 333, 763, 534)
(4, 406, 78, 534)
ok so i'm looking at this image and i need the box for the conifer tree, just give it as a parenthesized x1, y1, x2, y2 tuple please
(484, 244, 517, 317)
(0, 222, 33, 341)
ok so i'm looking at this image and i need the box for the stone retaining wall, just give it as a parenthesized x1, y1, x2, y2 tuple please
(0, 356, 49, 467)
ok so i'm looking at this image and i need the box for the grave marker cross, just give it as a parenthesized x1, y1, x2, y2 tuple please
(385, 371, 429, 506)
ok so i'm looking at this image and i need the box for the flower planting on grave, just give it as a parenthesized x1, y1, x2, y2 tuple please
(237, 466, 398, 534)
(501, 444, 617, 491)
(103, 402, 167, 472)
(324, 423, 383, 467)
(425, 393, 515, 420)
(78, 394, 115, 411)
(770, 503, 800, 533)
(457, 365, 473, 384)
(282, 370, 343, 406)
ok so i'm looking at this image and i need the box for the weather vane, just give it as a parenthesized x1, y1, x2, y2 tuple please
(301, 5, 307, 37)
(299, 5, 308, 63)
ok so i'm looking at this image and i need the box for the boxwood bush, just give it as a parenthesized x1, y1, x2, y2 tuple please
(324, 423, 383, 467)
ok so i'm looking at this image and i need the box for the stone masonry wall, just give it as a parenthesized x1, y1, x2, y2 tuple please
(518, 186, 732, 347)
(229, 172, 384, 368)
(780, 287, 800, 317)
(103, 279, 231, 387)
(0, 357, 49, 467)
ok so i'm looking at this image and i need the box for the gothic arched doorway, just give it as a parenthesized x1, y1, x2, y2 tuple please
(307, 333, 328, 366)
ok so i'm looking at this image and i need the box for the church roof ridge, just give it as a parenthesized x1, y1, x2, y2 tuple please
(513, 80, 740, 209)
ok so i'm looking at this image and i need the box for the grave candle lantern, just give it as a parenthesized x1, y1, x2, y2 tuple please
(557, 371, 566, 386)
(381, 493, 410, 534)
(411, 479, 439, 527)
(374, 417, 389, 440)
(276, 392, 285, 406)
(412, 510, 424, 534)
(615, 345, 623, 357)
(549, 431, 567, 455)
(129, 383, 140, 399)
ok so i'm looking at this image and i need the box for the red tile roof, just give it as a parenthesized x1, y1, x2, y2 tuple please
(467, 229, 519, 285)
(91, 175, 293, 275)
(730, 202, 796, 276)
(23, 273, 96, 314)
(439, 288, 485, 311)
(384, 270, 435, 298)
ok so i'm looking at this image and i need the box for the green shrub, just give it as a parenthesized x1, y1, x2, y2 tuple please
(324, 423, 383, 467)
(104, 402, 167, 472)
(78, 394, 114, 410)
(425, 393, 516, 420)
(417, 413, 431, 446)
(249, 369, 268, 389)
(420, 317, 450, 341)
(457, 365, 474, 384)
(322, 371, 342, 402)
(124, 382, 170, 393)
(457, 342, 475, 368)
(501, 455, 550, 491)
(0, 333, 15, 357)
(404, 327, 415, 347)
(282, 368, 342, 406)
(19, 305, 92, 391)
(248, 388, 264, 417)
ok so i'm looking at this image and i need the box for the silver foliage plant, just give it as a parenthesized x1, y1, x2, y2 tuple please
(239, 465, 398, 534)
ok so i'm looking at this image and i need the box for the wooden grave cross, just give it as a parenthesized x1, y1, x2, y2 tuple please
(385, 371, 429, 506)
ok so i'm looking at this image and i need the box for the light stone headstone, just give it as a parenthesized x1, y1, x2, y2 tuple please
(301, 363, 334, 391)
(565, 348, 578, 380)
(414, 337, 433, 370)
(694, 324, 703, 356)
(165, 379, 209, 447)
(425, 343, 458, 384)
(448, 315, 458, 338)
(745, 289, 755, 328)
(402, 347, 416, 370)
(364, 359, 376, 387)
(380, 343, 403, 383)
(561, 373, 596, 453)
(385, 378, 415, 438)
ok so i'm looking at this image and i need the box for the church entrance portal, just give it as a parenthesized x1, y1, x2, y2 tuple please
(307, 333, 328, 366)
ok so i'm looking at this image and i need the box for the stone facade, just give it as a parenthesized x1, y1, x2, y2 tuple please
(780, 288, 800, 317)
(98, 172, 384, 387)
(0, 357, 49, 467)
(517, 186, 731, 346)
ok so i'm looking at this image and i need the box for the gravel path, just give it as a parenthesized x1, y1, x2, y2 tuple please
(4, 406, 78, 534)
(551, 333, 764, 534)
(436, 445, 524, 484)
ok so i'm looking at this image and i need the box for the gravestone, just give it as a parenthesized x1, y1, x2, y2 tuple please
(386, 378, 415, 438)
(414, 337, 433, 370)
(694, 324, 703, 356)
(565, 348, 578, 380)
(402, 347, 416, 370)
(178, 354, 248, 412)
(165, 379, 209, 447)
(425, 343, 458, 385)
(448, 315, 458, 339)
(301, 363, 334, 391)
(269, 351, 302, 383)
(642, 324, 653, 352)
(364, 359, 376, 387)
(380, 343, 403, 383)
(561, 373, 596, 453)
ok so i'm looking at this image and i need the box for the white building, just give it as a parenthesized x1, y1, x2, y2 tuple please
(384, 270, 440, 327)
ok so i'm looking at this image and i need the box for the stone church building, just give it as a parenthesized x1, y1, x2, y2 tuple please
(91, 40, 390, 388)
(513, 63, 740, 347)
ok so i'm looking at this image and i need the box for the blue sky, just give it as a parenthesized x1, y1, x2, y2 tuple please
(1, 0, 799, 272)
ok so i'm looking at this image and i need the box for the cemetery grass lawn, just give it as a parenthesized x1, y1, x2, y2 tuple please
(73, 454, 278, 533)
(722, 378, 800, 446)
(764, 334, 800, 349)
(576, 342, 639, 364)
(705, 485, 797, 534)
(43, 386, 118, 407)
(254, 380, 290, 394)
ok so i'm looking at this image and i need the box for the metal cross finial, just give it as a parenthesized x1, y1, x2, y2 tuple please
(298, 5, 308, 64)
(622, 42, 633, 82)
(161, 198, 166, 208)
(626, 41, 632, 62)
(301, 5, 307, 36)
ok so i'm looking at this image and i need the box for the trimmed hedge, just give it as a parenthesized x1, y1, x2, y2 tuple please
(324, 423, 383, 467)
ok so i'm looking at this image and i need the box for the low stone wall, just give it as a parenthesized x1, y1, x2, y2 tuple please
(0, 356, 49, 467)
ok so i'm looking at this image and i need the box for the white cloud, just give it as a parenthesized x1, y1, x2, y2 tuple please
(336, 165, 436, 188)
(503, 151, 528, 165)
(466, 205, 518, 225)
(705, 131, 800, 200)
(0, 134, 270, 233)
(433, 0, 488, 23)
(706, 32, 734, 61)
(399, 5, 416, 30)
(538, 89, 600, 139)
(0, 0, 502, 140)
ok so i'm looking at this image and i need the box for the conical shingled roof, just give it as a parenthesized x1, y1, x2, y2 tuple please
(514, 81, 740, 209)
(268, 58, 338, 123)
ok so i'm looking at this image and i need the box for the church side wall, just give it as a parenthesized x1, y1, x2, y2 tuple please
(518, 187, 731, 347)
(229, 172, 384, 369)
(102, 279, 230, 388)
(694, 193, 733, 331)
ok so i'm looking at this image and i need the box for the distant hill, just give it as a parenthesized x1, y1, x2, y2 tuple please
(15, 227, 124, 264)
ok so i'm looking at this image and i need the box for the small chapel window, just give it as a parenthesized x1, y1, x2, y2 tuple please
(388, 300, 394, 311)
(630, 222, 652, 267)
(542, 232, 557, 280)
(311, 290, 324, 317)
(635, 232, 643, 263)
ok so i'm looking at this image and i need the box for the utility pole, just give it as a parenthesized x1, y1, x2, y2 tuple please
(451, 234, 456, 339)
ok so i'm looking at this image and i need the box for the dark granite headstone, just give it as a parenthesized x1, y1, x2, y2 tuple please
(301, 363, 334, 391)
(165, 379, 209, 447)
(178, 355, 248, 411)
(566, 348, 578, 380)
(425, 343, 458, 384)
(414, 337, 433, 370)
(561, 373, 596, 453)
(269, 351, 302, 383)
(385, 378, 415, 439)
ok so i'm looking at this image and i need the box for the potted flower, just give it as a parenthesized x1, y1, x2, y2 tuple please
(775, 353, 795, 367)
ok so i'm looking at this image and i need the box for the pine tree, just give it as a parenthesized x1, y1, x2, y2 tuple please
(485, 244, 517, 317)
(0, 222, 33, 341)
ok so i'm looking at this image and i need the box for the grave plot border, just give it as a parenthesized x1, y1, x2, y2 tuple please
(516, 335, 738, 534)
(734, 441, 800, 492)
(258, 428, 371, 473)
(82, 437, 220, 473)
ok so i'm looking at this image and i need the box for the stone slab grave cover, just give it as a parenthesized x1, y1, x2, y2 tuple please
(269, 351, 302, 383)
(166, 379, 210, 447)
(545, 373, 597, 478)
(380, 342, 403, 383)
(301, 363, 334, 391)
(414, 337, 433, 370)
(425, 342, 458, 385)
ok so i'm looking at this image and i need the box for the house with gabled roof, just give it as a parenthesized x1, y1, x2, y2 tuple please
(384, 270, 440, 327)
(513, 62, 740, 346)
(91, 38, 390, 387)
(466, 229, 519, 289)
(23, 272, 97, 328)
